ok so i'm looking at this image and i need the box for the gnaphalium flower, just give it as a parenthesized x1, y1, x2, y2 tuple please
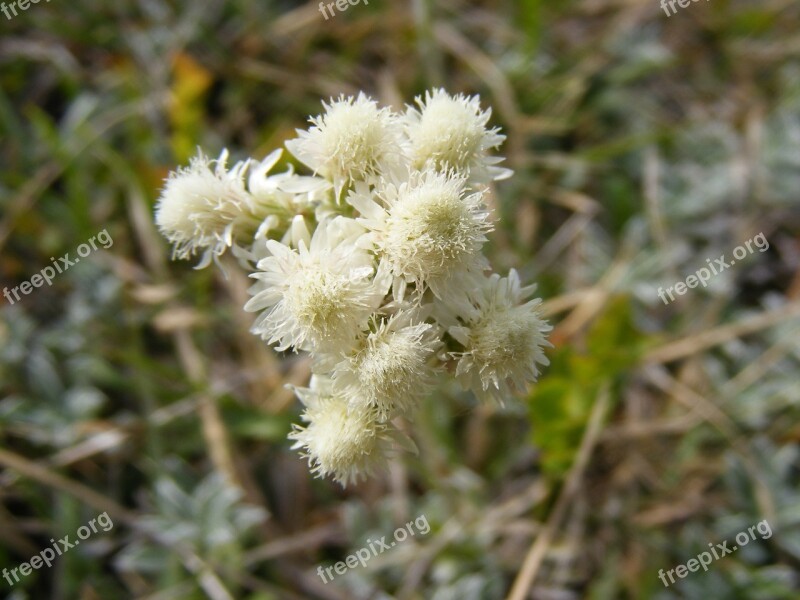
(449, 269, 552, 403)
(156, 148, 327, 268)
(404, 88, 511, 184)
(350, 168, 493, 300)
(331, 312, 441, 421)
(285, 93, 405, 199)
(155, 149, 254, 267)
(244, 217, 389, 352)
(154, 88, 551, 487)
(288, 379, 413, 486)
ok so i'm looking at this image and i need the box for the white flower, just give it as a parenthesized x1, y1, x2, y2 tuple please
(288, 378, 413, 486)
(154, 89, 552, 486)
(156, 148, 330, 269)
(349, 169, 492, 300)
(404, 88, 511, 184)
(155, 149, 253, 267)
(285, 93, 406, 199)
(244, 217, 389, 352)
(330, 311, 441, 421)
(448, 270, 551, 403)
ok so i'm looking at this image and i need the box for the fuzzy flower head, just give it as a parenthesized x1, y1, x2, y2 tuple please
(331, 312, 441, 421)
(449, 270, 551, 403)
(155, 149, 253, 267)
(350, 169, 492, 300)
(404, 88, 511, 184)
(285, 93, 405, 199)
(288, 379, 413, 486)
(289, 384, 386, 486)
(244, 217, 389, 352)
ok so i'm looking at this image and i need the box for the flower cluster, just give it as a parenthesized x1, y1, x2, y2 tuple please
(155, 89, 551, 486)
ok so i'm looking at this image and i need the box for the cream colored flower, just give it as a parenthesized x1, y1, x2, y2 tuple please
(449, 270, 551, 403)
(155, 89, 551, 487)
(349, 169, 492, 300)
(244, 217, 389, 352)
(331, 311, 441, 421)
(156, 148, 330, 269)
(285, 93, 406, 199)
(288, 378, 414, 486)
(155, 149, 253, 267)
(404, 88, 511, 184)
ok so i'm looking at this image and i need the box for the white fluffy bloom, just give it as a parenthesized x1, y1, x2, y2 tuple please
(288, 378, 413, 486)
(330, 312, 441, 421)
(244, 217, 389, 352)
(404, 88, 511, 184)
(156, 148, 330, 269)
(349, 169, 492, 300)
(285, 93, 405, 199)
(155, 149, 253, 267)
(448, 270, 551, 403)
(155, 89, 550, 487)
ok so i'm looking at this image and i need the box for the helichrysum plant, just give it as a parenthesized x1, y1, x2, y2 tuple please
(154, 89, 552, 486)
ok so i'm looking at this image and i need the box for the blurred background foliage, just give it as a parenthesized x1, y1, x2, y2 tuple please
(1, 0, 799, 598)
